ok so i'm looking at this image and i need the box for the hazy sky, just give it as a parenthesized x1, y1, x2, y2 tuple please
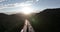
(0, 0, 60, 14)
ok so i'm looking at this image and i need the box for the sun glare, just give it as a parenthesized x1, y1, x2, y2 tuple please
(21, 6, 33, 15)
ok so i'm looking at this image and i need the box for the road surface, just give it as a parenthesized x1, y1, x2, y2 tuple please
(20, 19, 35, 32)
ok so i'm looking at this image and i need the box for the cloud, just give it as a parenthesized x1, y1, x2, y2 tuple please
(26, 0, 39, 2)
(0, 0, 37, 9)
(0, 2, 32, 9)
(0, 0, 39, 14)
(0, 0, 7, 2)
(36, 0, 39, 2)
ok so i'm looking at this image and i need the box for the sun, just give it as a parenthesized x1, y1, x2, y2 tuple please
(21, 6, 33, 15)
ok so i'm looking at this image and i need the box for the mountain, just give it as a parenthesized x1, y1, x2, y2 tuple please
(0, 8, 60, 32)
(29, 8, 60, 32)
(0, 13, 26, 32)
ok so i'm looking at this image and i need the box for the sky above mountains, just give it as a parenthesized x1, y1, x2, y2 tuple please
(0, 0, 60, 14)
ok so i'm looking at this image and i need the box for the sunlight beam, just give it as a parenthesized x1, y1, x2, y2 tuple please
(21, 6, 33, 15)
